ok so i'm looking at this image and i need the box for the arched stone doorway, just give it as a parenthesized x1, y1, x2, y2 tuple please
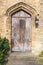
(6, 2, 37, 52)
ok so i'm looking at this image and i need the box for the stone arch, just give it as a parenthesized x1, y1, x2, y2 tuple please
(6, 2, 37, 16)
(5, 2, 37, 51)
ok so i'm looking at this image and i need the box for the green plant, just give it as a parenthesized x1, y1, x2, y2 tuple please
(38, 58, 43, 62)
(38, 50, 43, 63)
(0, 37, 10, 65)
(39, 51, 43, 57)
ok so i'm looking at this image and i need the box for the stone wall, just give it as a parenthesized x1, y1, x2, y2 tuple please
(0, 0, 43, 55)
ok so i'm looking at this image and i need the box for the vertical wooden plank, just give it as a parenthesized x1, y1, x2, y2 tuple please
(11, 10, 31, 52)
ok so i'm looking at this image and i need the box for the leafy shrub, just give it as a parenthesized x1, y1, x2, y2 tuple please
(38, 50, 43, 63)
(39, 51, 43, 57)
(0, 37, 10, 65)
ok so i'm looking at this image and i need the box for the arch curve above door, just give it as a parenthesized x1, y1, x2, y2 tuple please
(6, 2, 37, 16)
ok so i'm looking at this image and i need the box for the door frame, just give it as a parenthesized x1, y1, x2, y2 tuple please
(6, 2, 37, 52)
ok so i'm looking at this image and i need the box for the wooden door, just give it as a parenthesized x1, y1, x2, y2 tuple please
(11, 10, 32, 52)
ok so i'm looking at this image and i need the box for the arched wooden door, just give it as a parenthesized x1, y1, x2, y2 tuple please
(11, 10, 32, 52)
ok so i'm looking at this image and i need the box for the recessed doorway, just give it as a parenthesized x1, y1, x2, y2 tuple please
(11, 10, 32, 52)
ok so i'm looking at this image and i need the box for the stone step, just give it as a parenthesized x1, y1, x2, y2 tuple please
(8, 52, 37, 61)
(8, 56, 37, 61)
(6, 53, 43, 65)
(6, 60, 43, 65)
(9, 52, 37, 58)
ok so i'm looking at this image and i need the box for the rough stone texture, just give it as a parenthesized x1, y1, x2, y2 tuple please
(0, 0, 43, 54)
(6, 53, 43, 65)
